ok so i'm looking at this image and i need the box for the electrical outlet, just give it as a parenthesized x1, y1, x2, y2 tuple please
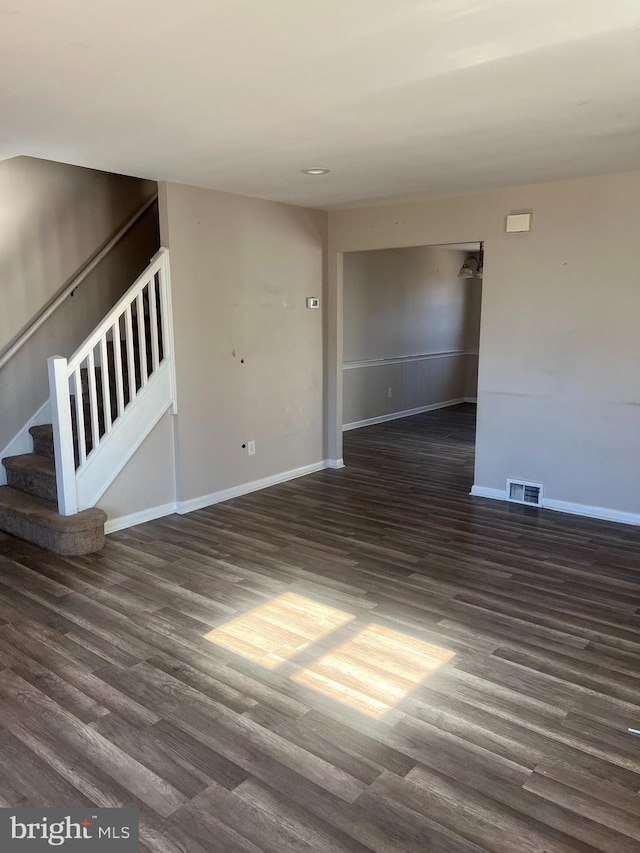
(247, 440, 256, 456)
(387, 387, 392, 398)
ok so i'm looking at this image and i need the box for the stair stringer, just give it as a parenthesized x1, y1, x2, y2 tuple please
(76, 359, 173, 510)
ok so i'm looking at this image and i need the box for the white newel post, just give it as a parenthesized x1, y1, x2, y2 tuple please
(47, 355, 78, 515)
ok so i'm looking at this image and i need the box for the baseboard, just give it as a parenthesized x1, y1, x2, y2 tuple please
(343, 399, 465, 432)
(464, 397, 477, 403)
(325, 458, 345, 469)
(175, 459, 333, 515)
(470, 485, 506, 501)
(543, 498, 640, 526)
(104, 502, 177, 534)
(103, 459, 343, 534)
(470, 485, 640, 526)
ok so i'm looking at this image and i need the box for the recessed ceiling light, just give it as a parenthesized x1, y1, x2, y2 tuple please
(301, 168, 330, 175)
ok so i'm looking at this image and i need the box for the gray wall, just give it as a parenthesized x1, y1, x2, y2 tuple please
(158, 182, 327, 505)
(343, 245, 481, 427)
(0, 156, 158, 451)
(98, 412, 176, 526)
(38, 168, 640, 526)
(328, 170, 640, 518)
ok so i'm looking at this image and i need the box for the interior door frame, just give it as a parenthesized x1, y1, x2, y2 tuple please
(325, 239, 485, 472)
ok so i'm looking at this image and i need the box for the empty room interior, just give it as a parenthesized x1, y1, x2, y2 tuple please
(342, 242, 481, 471)
(0, 2, 639, 852)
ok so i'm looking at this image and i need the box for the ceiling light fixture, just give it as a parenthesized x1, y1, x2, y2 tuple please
(301, 168, 330, 175)
(458, 242, 484, 279)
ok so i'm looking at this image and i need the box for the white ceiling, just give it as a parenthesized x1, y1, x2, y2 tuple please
(1, 1, 638, 209)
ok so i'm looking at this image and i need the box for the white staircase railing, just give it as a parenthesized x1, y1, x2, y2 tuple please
(48, 248, 176, 515)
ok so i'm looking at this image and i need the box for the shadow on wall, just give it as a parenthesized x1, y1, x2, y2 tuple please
(0, 156, 159, 451)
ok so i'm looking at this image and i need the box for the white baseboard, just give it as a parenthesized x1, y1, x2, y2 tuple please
(325, 458, 345, 469)
(470, 485, 506, 501)
(543, 498, 640, 526)
(104, 459, 344, 534)
(464, 397, 477, 403)
(470, 485, 640, 526)
(104, 502, 177, 534)
(176, 459, 333, 515)
(343, 399, 465, 432)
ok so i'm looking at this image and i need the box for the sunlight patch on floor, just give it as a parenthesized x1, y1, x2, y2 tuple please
(203, 591, 355, 669)
(291, 623, 455, 718)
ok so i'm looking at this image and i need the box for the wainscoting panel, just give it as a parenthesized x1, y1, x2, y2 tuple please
(343, 351, 478, 428)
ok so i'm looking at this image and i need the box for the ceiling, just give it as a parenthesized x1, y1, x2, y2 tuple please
(1, 1, 638, 209)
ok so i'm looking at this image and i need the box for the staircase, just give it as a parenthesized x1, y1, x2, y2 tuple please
(0, 248, 175, 556)
(0, 429, 106, 556)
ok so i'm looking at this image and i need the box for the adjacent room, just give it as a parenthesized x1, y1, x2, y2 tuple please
(342, 242, 482, 485)
(0, 2, 639, 852)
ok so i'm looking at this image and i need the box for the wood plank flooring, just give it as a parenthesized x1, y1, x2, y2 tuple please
(0, 402, 639, 852)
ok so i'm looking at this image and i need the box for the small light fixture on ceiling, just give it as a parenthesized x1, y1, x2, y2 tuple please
(301, 168, 330, 175)
(458, 242, 484, 279)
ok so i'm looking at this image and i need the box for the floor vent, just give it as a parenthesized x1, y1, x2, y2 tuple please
(507, 479, 543, 507)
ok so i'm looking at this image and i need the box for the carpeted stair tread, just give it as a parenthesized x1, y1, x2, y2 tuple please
(2, 453, 57, 502)
(29, 424, 54, 458)
(31, 420, 88, 468)
(0, 330, 145, 555)
(0, 487, 106, 555)
(0, 487, 106, 531)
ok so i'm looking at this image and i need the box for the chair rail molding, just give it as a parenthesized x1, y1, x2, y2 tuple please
(343, 349, 479, 370)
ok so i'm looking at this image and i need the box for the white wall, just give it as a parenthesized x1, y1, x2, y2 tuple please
(158, 182, 327, 508)
(343, 245, 481, 427)
(328, 171, 640, 521)
(0, 156, 158, 451)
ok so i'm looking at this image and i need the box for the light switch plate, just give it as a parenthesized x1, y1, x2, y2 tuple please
(306, 297, 319, 308)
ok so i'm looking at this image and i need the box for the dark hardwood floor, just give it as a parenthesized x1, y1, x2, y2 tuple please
(0, 402, 639, 852)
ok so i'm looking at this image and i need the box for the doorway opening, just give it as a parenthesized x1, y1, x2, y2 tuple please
(340, 242, 482, 489)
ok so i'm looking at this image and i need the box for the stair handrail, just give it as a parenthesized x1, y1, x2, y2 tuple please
(0, 192, 159, 371)
(48, 247, 176, 516)
(67, 248, 166, 374)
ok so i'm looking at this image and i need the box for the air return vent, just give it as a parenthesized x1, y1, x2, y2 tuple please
(507, 479, 543, 507)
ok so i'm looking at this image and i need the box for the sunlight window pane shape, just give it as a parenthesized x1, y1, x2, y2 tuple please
(203, 592, 355, 669)
(291, 623, 455, 717)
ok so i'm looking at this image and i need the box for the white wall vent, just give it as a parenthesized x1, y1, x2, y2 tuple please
(506, 479, 543, 507)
